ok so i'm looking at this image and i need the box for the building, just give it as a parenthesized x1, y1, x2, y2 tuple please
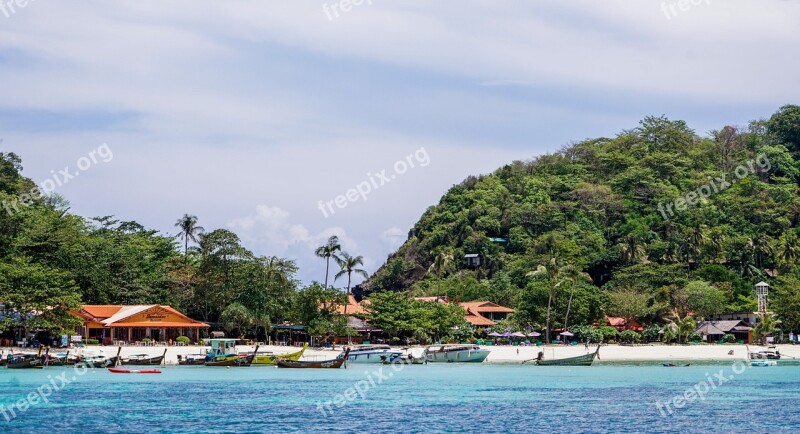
(459, 301, 514, 328)
(604, 315, 645, 332)
(71, 305, 209, 345)
(333, 295, 371, 316)
(708, 312, 765, 327)
(694, 320, 753, 344)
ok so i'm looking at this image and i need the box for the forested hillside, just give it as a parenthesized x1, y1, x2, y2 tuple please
(366, 105, 800, 332)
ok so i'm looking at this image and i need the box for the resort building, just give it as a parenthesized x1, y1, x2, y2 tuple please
(333, 295, 370, 315)
(604, 315, 645, 332)
(694, 320, 753, 344)
(708, 312, 765, 327)
(459, 301, 515, 328)
(71, 305, 209, 345)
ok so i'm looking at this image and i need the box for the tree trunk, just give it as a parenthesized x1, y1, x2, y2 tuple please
(545, 290, 553, 344)
(324, 257, 330, 289)
(563, 286, 575, 331)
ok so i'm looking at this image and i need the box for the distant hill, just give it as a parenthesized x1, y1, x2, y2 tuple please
(364, 105, 800, 330)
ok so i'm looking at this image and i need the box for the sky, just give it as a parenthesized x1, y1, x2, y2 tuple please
(1, 0, 799, 286)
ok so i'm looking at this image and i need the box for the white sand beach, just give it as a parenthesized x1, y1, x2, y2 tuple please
(5, 343, 799, 365)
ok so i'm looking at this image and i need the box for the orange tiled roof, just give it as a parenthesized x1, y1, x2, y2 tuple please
(460, 301, 514, 314)
(464, 308, 496, 326)
(333, 295, 369, 315)
(80, 305, 125, 320)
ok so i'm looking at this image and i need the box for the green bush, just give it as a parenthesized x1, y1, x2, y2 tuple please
(721, 334, 736, 344)
(619, 330, 642, 344)
(571, 325, 603, 343)
(84, 339, 99, 345)
(142, 337, 152, 343)
(176, 336, 190, 345)
(642, 324, 661, 342)
(598, 326, 619, 342)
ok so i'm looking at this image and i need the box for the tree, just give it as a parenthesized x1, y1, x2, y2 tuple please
(315, 236, 341, 289)
(174, 214, 204, 263)
(219, 302, 253, 338)
(558, 264, 592, 330)
(606, 288, 652, 324)
(767, 104, 800, 153)
(427, 249, 454, 299)
(683, 280, 726, 319)
(527, 258, 559, 343)
(753, 313, 781, 345)
(0, 259, 83, 335)
(334, 252, 368, 317)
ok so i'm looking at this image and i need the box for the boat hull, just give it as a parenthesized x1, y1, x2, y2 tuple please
(536, 347, 599, 366)
(347, 351, 403, 364)
(251, 344, 308, 365)
(425, 349, 490, 363)
(6, 358, 44, 369)
(123, 356, 164, 365)
(108, 368, 161, 374)
(204, 355, 252, 367)
(277, 349, 349, 369)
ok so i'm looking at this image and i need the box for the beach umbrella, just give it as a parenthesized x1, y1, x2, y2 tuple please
(488, 332, 502, 337)
(511, 332, 526, 337)
(501, 332, 513, 337)
(559, 331, 574, 337)
(527, 332, 541, 337)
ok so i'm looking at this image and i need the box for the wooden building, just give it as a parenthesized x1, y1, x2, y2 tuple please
(71, 305, 209, 345)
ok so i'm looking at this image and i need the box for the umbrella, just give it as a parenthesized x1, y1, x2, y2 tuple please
(527, 332, 541, 337)
(488, 332, 502, 337)
(511, 332, 526, 337)
(501, 332, 513, 337)
(559, 331, 574, 337)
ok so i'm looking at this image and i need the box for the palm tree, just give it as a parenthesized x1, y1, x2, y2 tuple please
(174, 214, 204, 264)
(334, 252, 369, 317)
(750, 235, 774, 271)
(676, 315, 696, 344)
(618, 234, 646, 264)
(558, 264, 592, 331)
(682, 224, 707, 272)
(777, 232, 799, 271)
(427, 250, 454, 299)
(753, 313, 782, 345)
(527, 257, 559, 344)
(315, 236, 342, 289)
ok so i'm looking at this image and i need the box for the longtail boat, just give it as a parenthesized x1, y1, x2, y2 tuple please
(204, 339, 258, 367)
(6, 352, 45, 369)
(81, 347, 122, 368)
(124, 349, 167, 366)
(247, 343, 308, 365)
(276, 349, 349, 369)
(47, 351, 78, 366)
(177, 354, 207, 365)
(108, 368, 162, 374)
(533, 345, 600, 366)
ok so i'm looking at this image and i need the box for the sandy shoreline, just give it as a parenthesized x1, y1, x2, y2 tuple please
(3, 343, 799, 365)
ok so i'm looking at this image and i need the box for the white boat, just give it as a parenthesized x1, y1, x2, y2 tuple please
(342, 345, 402, 364)
(424, 344, 490, 363)
(751, 360, 777, 367)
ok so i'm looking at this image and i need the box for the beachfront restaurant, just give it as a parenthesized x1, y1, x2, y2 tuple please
(71, 305, 210, 345)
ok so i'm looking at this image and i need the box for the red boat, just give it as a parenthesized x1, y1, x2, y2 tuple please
(107, 368, 162, 374)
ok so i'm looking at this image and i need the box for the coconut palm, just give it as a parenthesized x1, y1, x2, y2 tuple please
(753, 313, 782, 345)
(427, 250, 454, 299)
(558, 264, 592, 331)
(777, 232, 799, 271)
(750, 235, 774, 270)
(528, 259, 556, 344)
(334, 252, 369, 317)
(174, 214, 204, 264)
(618, 234, 646, 264)
(315, 236, 342, 289)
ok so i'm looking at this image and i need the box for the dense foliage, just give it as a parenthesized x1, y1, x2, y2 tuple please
(366, 105, 800, 332)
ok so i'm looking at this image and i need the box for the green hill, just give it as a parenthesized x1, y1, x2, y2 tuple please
(365, 105, 800, 332)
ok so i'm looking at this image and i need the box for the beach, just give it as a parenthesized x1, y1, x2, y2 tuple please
(6, 343, 798, 365)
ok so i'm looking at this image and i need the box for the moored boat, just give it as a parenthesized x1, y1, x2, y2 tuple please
(424, 344, 490, 363)
(246, 343, 308, 365)
(80, 347, 122, 368)
(177, 354, 208, 365)
(204, 339, 257, 367)
(6, 353, 44, 369)
(534, 345, 600, 366)
(276, 349, 349, 369)
(108, 368, 162, 374)
(751, 360, 777, 367)
(123, 349, 167, 365)
(747, 345, 781, 360)
(343, 344, 402, 364)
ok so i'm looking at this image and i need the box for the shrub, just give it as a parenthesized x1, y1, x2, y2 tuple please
(619, 330, 641, 344)
(176, 336, 190, 345)
(571, 325, 603, 343)
(642, 324, 661, 342)
(688, 332, 702, 342)
(84, 339, 99, 345)
(598, 326, 619, 342)
(721, 334, 736, 344)
(142, 337, 152, 343)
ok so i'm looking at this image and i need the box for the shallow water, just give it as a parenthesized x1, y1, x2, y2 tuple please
(1, 363, 798, 433)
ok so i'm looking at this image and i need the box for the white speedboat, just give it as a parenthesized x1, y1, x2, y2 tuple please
(751, 360, 777, 367)
(342, 345, 402, 364)
(424, 344, 490, 363)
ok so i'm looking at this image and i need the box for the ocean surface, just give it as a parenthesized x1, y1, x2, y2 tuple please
(1, 361, 798, 433)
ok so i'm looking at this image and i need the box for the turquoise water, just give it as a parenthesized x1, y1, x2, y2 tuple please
(1, 363, 799, 433)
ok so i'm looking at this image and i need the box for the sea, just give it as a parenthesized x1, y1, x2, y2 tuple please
(1, 362, 798, 433)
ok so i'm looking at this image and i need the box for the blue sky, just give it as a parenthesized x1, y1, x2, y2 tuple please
(1, 0, 799, 286)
